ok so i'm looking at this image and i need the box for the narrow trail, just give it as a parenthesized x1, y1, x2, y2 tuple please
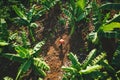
(44, 34, 70, 80)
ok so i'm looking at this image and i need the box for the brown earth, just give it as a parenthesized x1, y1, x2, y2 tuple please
(43, 33, 70, 80)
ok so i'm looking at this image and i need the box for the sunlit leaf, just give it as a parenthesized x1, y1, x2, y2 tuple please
(12, 5, 27, 21)
(32, 41, 45, 56)
(76, 0, 86, 11)
(100, 22, 120, 32)
(0, 41, 9, 46)
(15, 46, 30, 58)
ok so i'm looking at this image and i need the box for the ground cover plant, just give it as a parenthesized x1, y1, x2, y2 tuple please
(0, 0, 120, 80)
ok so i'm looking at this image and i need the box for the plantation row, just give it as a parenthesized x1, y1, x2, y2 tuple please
(0, 0, 120, 80)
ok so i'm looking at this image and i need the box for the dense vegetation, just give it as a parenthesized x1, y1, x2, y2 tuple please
(0, 0, 120, 80)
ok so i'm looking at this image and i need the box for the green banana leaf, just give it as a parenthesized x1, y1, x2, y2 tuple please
(16, 59, 32, 80)
(1, 53, 26, 63)
(12, 5, 27, 21)
(15, 46, 30, 58)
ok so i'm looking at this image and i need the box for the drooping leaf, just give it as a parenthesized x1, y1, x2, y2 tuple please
(27, 5, 35, 22)
(99, 3, 120, 10)
(32, 65, 46, 77)
(1, 53, 26, 62)
(16, 59, 32, 80)
(12, 5, 27, 21)
(33, 58, 50, 71)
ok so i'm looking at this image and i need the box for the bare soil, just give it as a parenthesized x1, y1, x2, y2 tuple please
(43, 33, 70, 80)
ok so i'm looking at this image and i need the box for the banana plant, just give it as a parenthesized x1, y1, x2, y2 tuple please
(88, 0, 120, 42)
(62, 0, 91, 35)
(12, 5, 46, 42)
(62, 49, 112, 80)
(1, 41, 50, 80)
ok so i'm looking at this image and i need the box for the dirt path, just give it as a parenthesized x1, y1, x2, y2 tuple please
(44, 34, 70, 80)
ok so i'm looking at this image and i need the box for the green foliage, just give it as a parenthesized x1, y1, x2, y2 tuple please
(99, 3, 120, 10)
(88, 1, 120, 43)
(0, 41, 49, 79)
(0, 41, 9, 46)
(62, 50, 120, 80)
(97, 22, 120, 39)
(40, 0, 60, 10)
(92, 0, 102, 31)
(16, 59, 32, 80)
(76, 0, 86, 11)
(0, 0, 120, 80)
(13, 5, 43, 42)
(82, 49, 97, 68)
(3, 76, 13, 80)
(87, 32, 98, 44)
(107, 12, 120, 23)
(99, 22, 120, 33)
(62, 0, 90, 35)
(62, 50, 108, 80)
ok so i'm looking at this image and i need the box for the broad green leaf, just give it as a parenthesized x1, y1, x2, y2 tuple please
(91, 52, 106, 65)
(12, 5, 27, 21)
(100, 22, 120, 32)
(32, 41, 45, 55)
(0, 41, 9, 46)
(76, 0, 86, 11)
(101, 60, 115, 73)
(79, 65, 102, 74)
(68, 52, 81, 69)
(82, 49, 97, 69)
(16, 59, 32, 80)
(99, 3, 120, 10)
(62, 66, 77, 73)
(33, 58, 50, 71)
(15, 46, 30, 58)
(1, 53, 26, 63)
(32, 65, 46, 77)
(3, 76, 13, 80)
(77, 12, 86, 22)
(27, 5, 35, 22)
(70, 0, 75, 10)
